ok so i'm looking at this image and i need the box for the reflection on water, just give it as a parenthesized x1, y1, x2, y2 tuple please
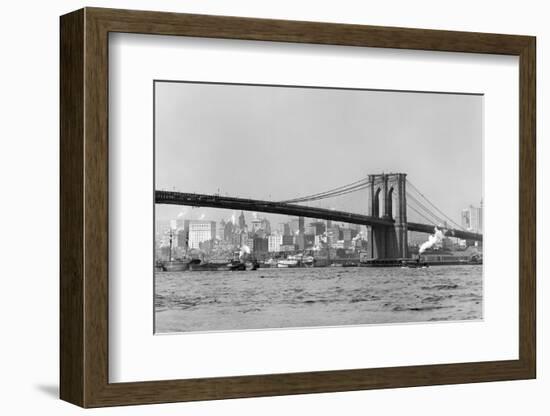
(155, 265, 482, 333)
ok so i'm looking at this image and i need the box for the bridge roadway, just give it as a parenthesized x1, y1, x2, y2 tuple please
(155, 190, 482, 242)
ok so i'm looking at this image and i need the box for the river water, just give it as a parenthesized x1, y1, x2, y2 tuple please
(155, 265, 482, 333)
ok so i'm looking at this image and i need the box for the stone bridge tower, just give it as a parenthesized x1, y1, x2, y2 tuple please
(366, 173, 408, 259)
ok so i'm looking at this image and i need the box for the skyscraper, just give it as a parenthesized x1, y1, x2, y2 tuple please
(238, 211, 246, 230)
(461, 203, 483, 233)
(224, 220, 234, 241)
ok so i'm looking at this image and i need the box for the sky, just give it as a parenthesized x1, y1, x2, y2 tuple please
(154, 81, 483, 227)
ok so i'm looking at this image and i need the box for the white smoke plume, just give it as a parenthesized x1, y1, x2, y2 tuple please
(239, 245, 251, 259)
(176, 209, 187, 218)
(419, 227, 445, 254)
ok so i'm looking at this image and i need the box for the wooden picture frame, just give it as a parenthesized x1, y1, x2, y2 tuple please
(60, 7, 536, 408)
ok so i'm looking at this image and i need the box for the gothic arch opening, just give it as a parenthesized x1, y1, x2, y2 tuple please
(387, 186, 394, 219)
(374, 187, 381, 217)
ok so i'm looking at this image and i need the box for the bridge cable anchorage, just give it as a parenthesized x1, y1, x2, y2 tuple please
(406, 192, 447, 226)
(406, 180, 466, 231)
(280, 177, 370, 203)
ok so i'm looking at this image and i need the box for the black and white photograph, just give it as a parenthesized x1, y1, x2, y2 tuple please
(154, 81, 484, 333)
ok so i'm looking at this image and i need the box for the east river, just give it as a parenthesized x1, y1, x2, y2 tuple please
(154, 265, 482, 333)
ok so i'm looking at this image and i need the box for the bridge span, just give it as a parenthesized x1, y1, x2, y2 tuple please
(155, 190, 482, 242)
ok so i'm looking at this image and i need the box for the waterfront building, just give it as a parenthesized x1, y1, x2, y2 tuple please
(442, 237, 455, 250)
(188, 221, 216, 249)
(282, 235, 294, 246)
(268, 233, 283, 252)
(253, 237, 269, 256)
(280, 244, 296, 253)
(295, 234, 305, 250)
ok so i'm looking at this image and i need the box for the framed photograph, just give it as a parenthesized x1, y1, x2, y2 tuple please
(60, 7, 536, 407)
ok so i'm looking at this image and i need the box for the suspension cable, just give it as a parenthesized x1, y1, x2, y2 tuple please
(281, 177, 370, 203)
(407, 179, 465, 230)
(406, 192, 446, 225)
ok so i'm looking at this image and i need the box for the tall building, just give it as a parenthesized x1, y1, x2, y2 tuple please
(304, 234, 315, 249)
(342, 228, 353, 243)
(298, 216, 305, 235)
(238, 211, 246, 230)
(217, 220, 226, 241)
(177, 229, 188, 248)
(261, 218, 271, 234)
(289, 218, 300, 235)
(251, 217, 262, 233)
(188, 221, 216, 249)
(253, 237, 269, 256)
(295, 234, 305, 250)
(309, 221, 326, 236)
(177, 219, 191, 248)
(461, 203, 483, 233)
(268, 233, 283, 252)
(280, 222, 291, 236)
(282, 235, 294, 246)
(327, 226, 340, 247)
(224, 221, 234, 241)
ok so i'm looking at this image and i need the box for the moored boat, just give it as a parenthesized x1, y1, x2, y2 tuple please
(277, 259, 299, 268)
(162, 259, 191, 272)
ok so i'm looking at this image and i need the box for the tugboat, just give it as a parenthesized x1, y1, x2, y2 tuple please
(228, 260, 246, 271)
(403, 255, 429, 268)
(227, 246, 259, 271)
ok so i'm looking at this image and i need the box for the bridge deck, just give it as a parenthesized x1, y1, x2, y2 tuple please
(155, 190, 482, 241)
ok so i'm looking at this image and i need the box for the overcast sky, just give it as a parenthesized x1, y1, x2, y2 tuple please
(155, 81, 482, 226)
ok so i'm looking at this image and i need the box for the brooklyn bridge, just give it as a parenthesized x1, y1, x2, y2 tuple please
(155, 173, 482, 259)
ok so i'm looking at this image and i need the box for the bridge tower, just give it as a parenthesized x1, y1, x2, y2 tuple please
(366, 173, 408, 259)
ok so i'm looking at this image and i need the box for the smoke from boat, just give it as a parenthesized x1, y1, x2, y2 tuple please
(418, 227, 445, 254)
(239, 245, 251, 259)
